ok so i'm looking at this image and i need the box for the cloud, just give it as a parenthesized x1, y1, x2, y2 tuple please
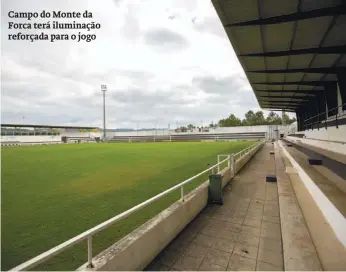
(143, 28, 188, 52)
(0, 0, 275, 129)
(192, 75, 248, 95)
(193, 17, 226, 38)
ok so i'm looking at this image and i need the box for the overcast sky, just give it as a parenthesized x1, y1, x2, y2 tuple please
(1, 0, 279, 129)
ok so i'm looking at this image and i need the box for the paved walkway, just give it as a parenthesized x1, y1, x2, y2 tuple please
(146, 143, 284, 271)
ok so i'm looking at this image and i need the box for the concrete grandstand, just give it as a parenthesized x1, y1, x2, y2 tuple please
(1, 123, 297, 145)
(1, 124, 101, 146)
(109, 124, 296, 142)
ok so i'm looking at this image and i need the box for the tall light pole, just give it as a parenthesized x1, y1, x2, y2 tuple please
(20, 116, 25, 135)
(101, 84, 107, 140)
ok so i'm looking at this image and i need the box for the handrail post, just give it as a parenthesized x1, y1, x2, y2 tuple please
(231, 155, 235, 176)
(336, 110, 338, 129)
(227, 155, 230, 168)
(217, 155, 220, 173)
(87, 235, 93, 268)
(325, 111, 327, 129)
(233, 154, 236, 175)
(181, 186, 184, 202)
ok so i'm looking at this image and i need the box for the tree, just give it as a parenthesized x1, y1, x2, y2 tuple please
(282, 113, 296, 125)
(266, 111, 282, 125)
(289, 117, 297, 124)
(217, 110, 295, 127)
(244, 110, 256, 125)
(242, 110, 266, 126)
(255, 111, 266, 125)
(218, 114, 242, 127)
(187, 124, 195, 130)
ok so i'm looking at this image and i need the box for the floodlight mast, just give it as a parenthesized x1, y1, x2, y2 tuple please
(101, 85, 107, 141)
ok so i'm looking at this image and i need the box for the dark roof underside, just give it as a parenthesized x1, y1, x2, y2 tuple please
(212, 0, 346, 112)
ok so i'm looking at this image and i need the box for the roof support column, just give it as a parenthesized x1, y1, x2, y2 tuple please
(296, 112, 300, 131)
(336, 68, 346, 111)
(315, 98, 320, 130)
(296, 110, 303, 132)
(310, 98, 318, 130)
(316, 91, 326, 123)
(324, 83, 338, 117)
(305, 103, 311, 130)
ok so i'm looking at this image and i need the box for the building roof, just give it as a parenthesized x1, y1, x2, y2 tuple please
(1, 123, 98, 129)
(212, 0, 346, 112)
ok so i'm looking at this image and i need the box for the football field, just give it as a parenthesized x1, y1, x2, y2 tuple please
(1, 141, 255, 270)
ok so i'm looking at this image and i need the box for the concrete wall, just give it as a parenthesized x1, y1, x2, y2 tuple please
(110, 125, 293, 137)
(1, 135, 61, 143)
(294, 123, 346, 142)
(82, 183, 209, 271)
(1, 132, 102, 144)
(60, 132, 101, 138)
(287, 127, 346, 155)
(78, 141, 263, 271)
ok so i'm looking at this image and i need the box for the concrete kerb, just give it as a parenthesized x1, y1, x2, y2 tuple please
(77, 141, 264, 271)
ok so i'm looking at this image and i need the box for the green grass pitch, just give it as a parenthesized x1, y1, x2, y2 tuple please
(1, 141, 255, 270)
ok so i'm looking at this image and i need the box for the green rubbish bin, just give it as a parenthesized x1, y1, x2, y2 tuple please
(208, 174, 223, 205)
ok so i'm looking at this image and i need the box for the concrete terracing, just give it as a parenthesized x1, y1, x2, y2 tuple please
(282, 141, 346, 218)
(277, 141, 346, 270)
(146, 143, 287, 271)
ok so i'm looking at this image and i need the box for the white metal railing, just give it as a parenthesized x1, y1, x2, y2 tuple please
(232, 140, 264, 173)
(10, 140, 263, 271)
(303, 103, 346, 130)
(217, 154, 233, 174)
(234, 140, 264, 161)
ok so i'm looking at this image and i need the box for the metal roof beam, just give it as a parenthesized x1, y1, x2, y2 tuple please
(262, 107, 298, 111)
(253, 81, 336, 86)
(261, 105, 298, 107)
(239, 45, 346, 57)
(248, 67, 340, 74)
(261, 107, 296, 112)
(260, 99, 308, 103)
(256, 91, 316, 96)
(261, 101, 303, 105)
(258, 96, 310, 100)
(261, 104, 298, 107)
(255, 89, 319, 93)
(225, 5, 346, 27)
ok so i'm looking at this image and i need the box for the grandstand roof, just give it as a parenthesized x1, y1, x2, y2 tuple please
(212, 0, 346, 112)
(1, 123, 97, 129)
